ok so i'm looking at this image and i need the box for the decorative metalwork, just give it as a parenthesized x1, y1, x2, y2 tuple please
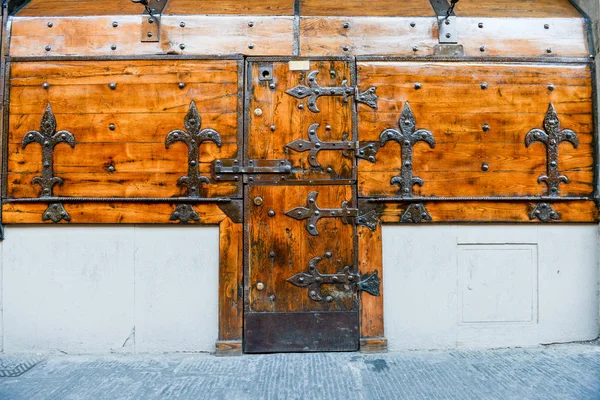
(21, 104, 76, 223)
(525, 103, 579, 196)
(401, 203, 432, 223)
(285, 123, 378, 167)
(530, 203, 560, 222)
(286, 70, 378, 113)
(165, 101, 222, 223)
(286, 255, 381, 302)
(380, 102, 435, 196)
(285, 191, 378, 236)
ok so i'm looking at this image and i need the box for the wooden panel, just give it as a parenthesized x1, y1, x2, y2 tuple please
(358, 223, 384, 339)
(247, 60, 354, 181)
(161, 16, 294, 56)
(357, 62, 595, 198)
(165, 0, 295, 16)
(377, 201, 598, 223)
(8, 60, 241, 199)
(247, 185, 356, 313)
(2, 202, 228, 224)
(300, 17, 437, 57)
(219, 217, 243, 341)
(16, 0, 142, 16)
(455, 0, 582, 18)
(300, 0, 434, 17)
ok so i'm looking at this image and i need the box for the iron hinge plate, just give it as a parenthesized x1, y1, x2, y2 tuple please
(136, 0, 167, 43)
(430, 0, 459, 45)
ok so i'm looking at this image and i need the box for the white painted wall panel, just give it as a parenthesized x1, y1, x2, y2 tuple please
(384, 225, 599, 351)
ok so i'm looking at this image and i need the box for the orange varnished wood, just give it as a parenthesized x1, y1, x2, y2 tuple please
(247, 185, 356, 313)
(8, 60, 241, 199)
(357, 62, 594, 198)
(378, 201, 598, 223)
(17, 0, 142, 16)
(358, 223, 384, 339)
(165, 0, 295, 16)
(219, 217, 243, 341)
(300, 0, 434, 17)
(455, 0, 582, 18)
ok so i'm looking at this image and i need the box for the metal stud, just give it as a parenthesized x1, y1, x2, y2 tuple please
(111, 44, 117, 50)
(109, 83, 117, 90)
(481, 163, 489, 172)
(179, 82, 186, 89)
(254, 108, 263, 116)
(298, 103, 304, 110)
(544, 24, 550, 29)
(410, 22, 416, 27)
(342, 22, 350, 29)
(269, 83, 276, 90)
(478, 22, 483, 28)
(248, 21, 254, 27)
(548, 84, 555, 92)
(45, 45, 51, 52)
(47, 22, 53, 28)
(180, 22, 186, 28)
(546, 47, 552, 54)
(268, 210, 276, 217)
(480, 82, 488, 90)
(112, 21, 119, 28)
(256, 282, 265, 291)
(180, 43, 186, 50)
(414, 82, 422, 90)
(342, 45, 349, 52)
(109, 124, 116, 131)
(480, 46, 486, 52)
(254, 197, 263, 206)
(482, 123, 490, 132)
(412, 45, 418, 52)
(42, 82, 50, 90)
(107, 165, 116, 173)
(248, 43, 255, 49)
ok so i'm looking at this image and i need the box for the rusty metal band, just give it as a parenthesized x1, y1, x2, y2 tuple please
(367, 196, 594, 202)
(3, 197, 232, 204)
(293, 0, 300, 56)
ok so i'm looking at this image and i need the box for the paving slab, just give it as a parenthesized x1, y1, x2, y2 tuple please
(0, 343, 598, 400)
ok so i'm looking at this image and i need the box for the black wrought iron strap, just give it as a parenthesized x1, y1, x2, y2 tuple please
(21, 104, 76, 223)
(286, 70, 378, 113)
(286, 255, 380, 302)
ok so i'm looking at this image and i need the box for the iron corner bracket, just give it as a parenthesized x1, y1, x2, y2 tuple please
(429, 0, 460, 47)
(132, 0, 168, 43)
(218, 199, 243, 224)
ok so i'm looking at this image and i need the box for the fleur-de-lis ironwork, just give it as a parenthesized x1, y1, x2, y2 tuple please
(525, 103, 579, 196)
(286, 254, 380, 302)
(165, 101, 222, 222)
(285, 191, 356, 236)
(21, 104, 76, 223)
(380, 102, 435, 197)
(530, 202, 560, 222)
(286, 70, 378, 113)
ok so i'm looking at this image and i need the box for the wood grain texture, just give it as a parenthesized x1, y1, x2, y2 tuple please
(377, 201, 598, 223)
(357, 62, 595, 198)
(2, 202, 228, 224)
(215, 340, 243, 356)
(247, 185, 356, 313)
(358, 224, 384, 339)
(247, 60, 354, 181)
(8, 60, 241, 199)
(165, 0, 295, 16)
(16, 0, 142, 16)
(454, 0, 582, 18)
(219, 217, 243, 341)
(300, 0, 434, 17)
(360, 337, 388, 353)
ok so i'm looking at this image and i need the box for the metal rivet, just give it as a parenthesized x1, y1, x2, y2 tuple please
(482, 123, 490, 132)
(109, 124, 116, 131)
(45, 45, 51, 52)
(254, 197, 263, 206)
(112, 21, 119, 28)
(180, 43, 186, 50)
(248, 43, 255, 49)
(414, 82, 422, 90)
(342, 22, 350, 29)
(269, 83, 276, 90)
(478, 22, 484, 28)
(410, 22, 416, 27)
(179, 82, 186, 89)
(256, 282, 265, 291)
(544, 24, 550, 29)
(42, 82, 50, 90)
(109, 83, 117, 90)
(325, 252, 332, 258)
(148, 18, 154, 24)
(548, 84, 555, 92)
(107, 165, 116, 173)
(480, 46, 486, 52)
(481, 163, 489, 172)
(111, 44, 117, 50)
(254, 108, 263, 116)
(47, 22, 53, 28)
(546, 47, 552, 54)
(480, 82, 488, 90)
(446, 33, 451, 38)
(412, 45, 418, 52)
(248, 21, 254, 27)
(270, 125, 276, 132)
(269, 251, 275, 258)
(147, 31, 153, 37)
(298, 103, 304, 110)
(268, 210, 275, 217)
(326, 296, 333, 303)
(180, 22, 186, 28)
(342, 46, 349, 52)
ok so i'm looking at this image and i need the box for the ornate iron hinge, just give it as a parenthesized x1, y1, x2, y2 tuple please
(131, 0, 167, 43)
(21, 104, 76, 223)
(525, 103, 579, 197)
(287, 254, 380, 302)
(212, 159, 293, 181)
(286, 70, 378, 113)
(285, 191, 379, 236)
(286, 123, 378, 167)
(380, 102, 435, 197)
(401, 203, 432, 223)
(165, 101, 222, 223)
(530, 202, 560, 222)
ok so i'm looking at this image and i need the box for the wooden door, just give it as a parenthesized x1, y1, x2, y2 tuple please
(243, 59, 379, 353)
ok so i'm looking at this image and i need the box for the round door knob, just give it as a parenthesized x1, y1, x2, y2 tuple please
(256, 282, 265, 291)
(253, 197, 263, 206)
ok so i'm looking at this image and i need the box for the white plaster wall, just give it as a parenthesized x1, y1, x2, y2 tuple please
(0, 226, 219, 354)
(383, 225, 600, 351)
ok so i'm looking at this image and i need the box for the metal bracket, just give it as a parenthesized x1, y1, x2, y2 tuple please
(530, 203, 560, 222)
(285, 123, 378, 167)
(286, 70, 378, 113)
(430, 0, 459, 45)
(213, 159, 293, 181)
(165, 101, 222, 223)
(21, 104, 76, 223)
(286, 255, 381, 302)
(525, 103, 579, 197)
(132, 0, 167, 43)
(401, 203, 432, 223)
(285, 191, 378, 236)
(380, 102, 435, 197)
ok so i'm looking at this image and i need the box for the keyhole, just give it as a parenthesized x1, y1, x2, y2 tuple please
(262, 70, 270, 79)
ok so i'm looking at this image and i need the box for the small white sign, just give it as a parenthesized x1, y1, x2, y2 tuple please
(289, 60, 311, 71)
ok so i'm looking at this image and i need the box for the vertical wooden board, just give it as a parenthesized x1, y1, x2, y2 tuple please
(358, 224, 384, 339)
(8, 60, 242, 199)
(247, 185, 356, 313)
(246, 60, 354, 181)
(219, 217, 243, 341)
(356, 62, 595, 198)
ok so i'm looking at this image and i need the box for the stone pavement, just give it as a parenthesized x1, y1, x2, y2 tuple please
(0, 342, 598, 400)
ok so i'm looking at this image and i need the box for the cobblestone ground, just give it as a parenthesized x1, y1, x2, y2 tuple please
(0, 343, 598, 400)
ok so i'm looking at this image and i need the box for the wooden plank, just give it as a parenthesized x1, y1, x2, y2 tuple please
(2, 202, 227, 224)
(358, 224, 384, 339)
(215, 340, 242, 357)
(219, 217, 244, 342)
(16, 0, 142, 16)
(377, 201, 598, 223)
(300, 0, 435, 17)
(360, 337, 388, 353)
(455, 0, 582, 18)
(165, 0, 295, 16)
